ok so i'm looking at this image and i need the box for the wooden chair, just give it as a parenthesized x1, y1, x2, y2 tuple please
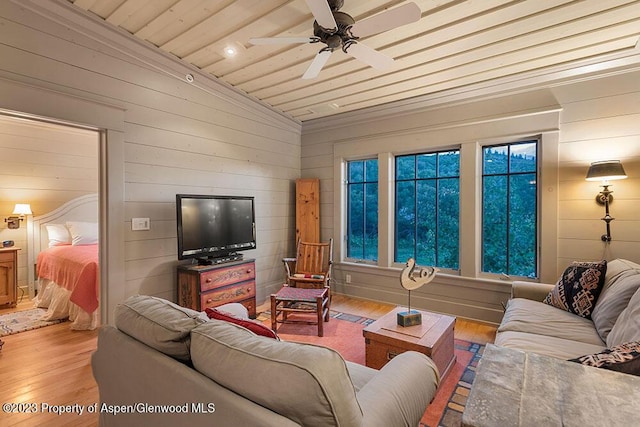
(271, 239, 333, 336)
(283, 239, 333, 292)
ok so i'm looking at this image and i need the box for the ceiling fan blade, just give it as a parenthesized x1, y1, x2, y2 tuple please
(305, 0, 337, 30)
(302, 50, 332, 79)
(249, 37, 315, 45)
(345, 42, 394, 70)
(350, 2, 421, 38)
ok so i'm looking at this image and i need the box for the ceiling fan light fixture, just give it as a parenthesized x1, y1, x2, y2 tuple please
(251, 1, 421, 79)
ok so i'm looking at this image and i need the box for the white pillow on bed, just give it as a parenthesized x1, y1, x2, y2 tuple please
(45, 224, 71, 247)
(65, 221, 99, 245)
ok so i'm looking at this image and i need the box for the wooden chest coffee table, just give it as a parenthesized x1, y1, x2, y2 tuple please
(363, 307, 456, 378)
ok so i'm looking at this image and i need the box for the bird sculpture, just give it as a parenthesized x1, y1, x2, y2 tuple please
(398, 258, 439, 326)
(400, 258, 438, 291)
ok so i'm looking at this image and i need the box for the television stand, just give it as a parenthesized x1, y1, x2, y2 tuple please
(177, 258, 256, 318)
(197, 253, 243, 266)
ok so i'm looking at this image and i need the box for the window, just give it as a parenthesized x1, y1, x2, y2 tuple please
(395, 150, 460, 269)
(482, 141, 538, 278)
(346, 159, 378, 261)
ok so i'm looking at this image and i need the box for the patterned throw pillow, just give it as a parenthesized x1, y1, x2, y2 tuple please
(205, 308, 279, 340)
(543, 260, 607, 319)
(569, 341, 640, 376)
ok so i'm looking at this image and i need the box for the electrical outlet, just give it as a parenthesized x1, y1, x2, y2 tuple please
(345, 274, 352, 284)
(132, 218, 150, 231)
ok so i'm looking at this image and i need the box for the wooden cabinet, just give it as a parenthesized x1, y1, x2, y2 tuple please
(363, 307, 456, 377)
(0, 248, 19, 307)
(296, 178, 320, 243)
(177, 259, 256, 318)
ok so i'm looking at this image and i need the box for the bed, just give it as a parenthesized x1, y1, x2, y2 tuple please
(28, 194, 99, 330)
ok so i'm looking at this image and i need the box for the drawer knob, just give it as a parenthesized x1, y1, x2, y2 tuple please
(205, 278, 212, 283)
(387, 350, 400, 361)
(206, 298, 212, 303)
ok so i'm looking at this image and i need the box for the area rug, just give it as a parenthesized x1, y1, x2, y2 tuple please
(0, 308, 66, 336)
(259, 310, 483, 426)
(421, 340, 484, 427)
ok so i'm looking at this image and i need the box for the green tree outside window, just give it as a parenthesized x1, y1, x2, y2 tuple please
(395, 150, 460, 269)
(347, 159, 378, 260)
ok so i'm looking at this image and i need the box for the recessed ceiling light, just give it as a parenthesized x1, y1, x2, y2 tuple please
(222, 42, 245, 58)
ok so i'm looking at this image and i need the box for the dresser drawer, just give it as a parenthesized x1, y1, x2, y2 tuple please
(200, 263, 255, 292)
(200, 281, 256, 310)
(0, 251, 14, 262)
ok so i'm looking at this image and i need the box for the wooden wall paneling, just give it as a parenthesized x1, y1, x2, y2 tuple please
(1, 0, 301, 311)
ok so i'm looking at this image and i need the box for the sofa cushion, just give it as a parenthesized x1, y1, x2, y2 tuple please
(115, 295, 208, 362)
(607, 287, 640, 347)
(592, 270, 640, 342)
(569, 341, 640, 376)
(205, 307, 278, 339)
(602, 259, 640, 290)
(494, 330, 606, 360)
(543, 260, 607, 319)
(498, 298, 604, 346)
(191, 320, 363, 427)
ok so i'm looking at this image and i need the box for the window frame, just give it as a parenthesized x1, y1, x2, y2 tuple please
(393, 149, 461, 271)
(344, 157, 379, 263)
(334, 132, 556, 284)
(479, 138, 540, 280)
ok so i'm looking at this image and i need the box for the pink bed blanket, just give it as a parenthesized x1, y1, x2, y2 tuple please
(37, 245, 99, 314)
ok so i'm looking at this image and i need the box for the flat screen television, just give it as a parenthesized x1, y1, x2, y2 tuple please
(176, 194, 256, 264)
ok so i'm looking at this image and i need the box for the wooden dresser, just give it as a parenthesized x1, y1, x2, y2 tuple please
(0, 247, 19, 307)
(177, 258, 256, 318)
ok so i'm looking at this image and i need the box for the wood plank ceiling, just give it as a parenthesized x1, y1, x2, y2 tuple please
(67, 0, 640, 122)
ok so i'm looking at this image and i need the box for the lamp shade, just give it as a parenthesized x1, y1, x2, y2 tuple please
(585, 160, 627, 182)
(12, 204, 32, 215)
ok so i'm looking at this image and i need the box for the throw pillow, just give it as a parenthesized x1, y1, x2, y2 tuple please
(606, 286, 640, 347)
(569, 341, 640, 376)
(543, 260, 607, 319)
(591, 273, 640, 341)
(205, 308, 278, 340)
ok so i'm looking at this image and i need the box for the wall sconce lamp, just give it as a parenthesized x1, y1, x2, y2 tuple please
(585, 160, 627, 242)
(4, 203, 32, 229)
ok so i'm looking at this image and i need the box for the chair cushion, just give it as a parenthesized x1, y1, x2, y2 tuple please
(569, 341, 640, 376)
(293, 273, 325, 279)
(205, 307, 278, 339)
(191, 320, 363, 427)
(542, 260, 607, 319)
(115, 295, 208, 362)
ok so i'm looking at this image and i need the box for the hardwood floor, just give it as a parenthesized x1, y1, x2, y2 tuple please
(0, 295, 496, 426)
(0, 301, 99, 426)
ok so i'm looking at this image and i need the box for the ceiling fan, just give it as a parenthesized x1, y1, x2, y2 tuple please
(249, 0, 422, 79)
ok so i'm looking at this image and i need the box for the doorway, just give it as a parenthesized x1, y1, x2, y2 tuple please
(0, 113, 100, 316)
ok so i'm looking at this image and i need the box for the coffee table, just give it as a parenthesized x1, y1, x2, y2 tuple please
(363, 306, 456, 378)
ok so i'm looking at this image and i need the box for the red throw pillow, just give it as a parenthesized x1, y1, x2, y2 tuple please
(205, 308, 278, 340)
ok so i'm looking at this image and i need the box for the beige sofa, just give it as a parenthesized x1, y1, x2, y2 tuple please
(495, 258, 640, 361)
(91, 295, 440, 427)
